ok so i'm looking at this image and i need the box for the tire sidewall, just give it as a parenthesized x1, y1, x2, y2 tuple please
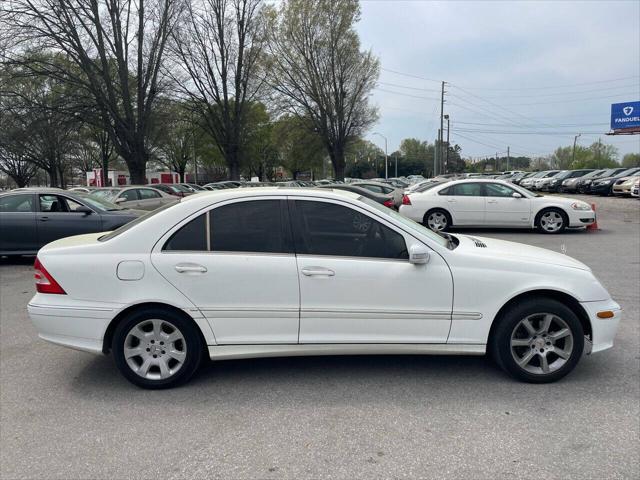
(492, 298, 584, 383)
(112, 308, 203, 389)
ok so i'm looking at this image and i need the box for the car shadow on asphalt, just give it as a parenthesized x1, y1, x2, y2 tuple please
(0, 255, 35, 265)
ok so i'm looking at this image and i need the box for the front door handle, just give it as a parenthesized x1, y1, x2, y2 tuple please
(301, 267, 335, 277)
(487, 199, 498, 204)
(39, 216, 49, 222)
(446, 199, 456, 203)
(175, 263, 207, 274)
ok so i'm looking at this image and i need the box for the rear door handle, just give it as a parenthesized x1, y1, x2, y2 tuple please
(446, 199, 456, 203)
(301, 267, 335, 277)
(487, 199, 498, 204)
(175, 263, 207, 274)
(39, 216, 49, 222)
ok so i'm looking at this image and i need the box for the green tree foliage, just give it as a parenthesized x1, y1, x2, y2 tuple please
(622, 153, 640, 168)
(267, 0, 379, 180)
(273, 115, 326, 179)
(570, 142, 619, 169)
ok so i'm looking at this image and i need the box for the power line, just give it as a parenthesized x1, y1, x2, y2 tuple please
(375, 87, 440, 101)
(380, 67, 441, 83)
(451, 75, 640, 91)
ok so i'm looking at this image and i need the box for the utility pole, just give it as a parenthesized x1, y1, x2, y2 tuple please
(394, 154, 398, 177)
(372, 132, 388, 179)
(439, 81, 446, 176)
(572, 133, 581, 166)
(435, 129, 440, 177)
(444, 114, 450, 174)
(507, 146, 510, 171)
(496, 152, 499, 172)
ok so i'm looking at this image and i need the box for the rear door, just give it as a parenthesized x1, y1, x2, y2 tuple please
(36, 194, 102, 247)
(483, 182, 532, 226)
(439, 183, 485, 225)
(151, 197, 300, 344)
(136, 188, 165, 210)
(0, 193, 38, 253)
(115, 189, 140, 209)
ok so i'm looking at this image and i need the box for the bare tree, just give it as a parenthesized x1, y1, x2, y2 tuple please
(267, 0, 379, 180)
(3, 0, 181, 184)
(0, 150, 39, 187)
(170, 0, 267, 180)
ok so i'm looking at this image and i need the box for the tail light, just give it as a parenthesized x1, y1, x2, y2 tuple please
(402, 194, 412, 205)
(34, 258, 66, 294)
(383, 199, 394, 208)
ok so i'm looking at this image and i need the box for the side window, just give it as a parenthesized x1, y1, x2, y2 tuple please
(382, 186, 394, 194)
(364, 185, 383, 193)
(484, 183, 516, 197)
(163, 214, 207, 251)
(450, 183, 482, 196)
(120, 189, 138, 202)
(0, 194, 34, 212)
(293, 200, 408, 260)
(210, 200, 290, 253)
(63, 197, 88, 211)
(139, 188, 161, 199)
(39, 195, 67, 213)
(438, 186, 451, 195)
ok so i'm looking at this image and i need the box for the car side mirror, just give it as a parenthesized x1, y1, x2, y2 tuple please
(512, 192, 523, 198)
(115, 197, 126, 204)
(409, 244, 430, 265)
(75, 206, 93, 215)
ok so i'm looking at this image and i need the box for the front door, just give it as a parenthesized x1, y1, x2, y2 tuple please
(151, 197, 300, 344)
(483, 183, 532, 226)
(36, 194, 102, 247)
(0, 193, 38, 253)
(291, 198, 453, 344)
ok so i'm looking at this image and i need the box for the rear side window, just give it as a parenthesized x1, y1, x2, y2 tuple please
(293, 200, 408, 260)
(139, 189, 161, 199)
(164, 214, 207, 251)
(120, 190, 138, 202)
(450, 183, 482, 196)
(0, 194, 34, 212)
(210, 200, 290, 253)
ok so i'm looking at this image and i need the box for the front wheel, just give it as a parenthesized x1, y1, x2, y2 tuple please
(491, 298, 584, 383)
(423, 209, 451, 232)
(536, 208, 567, 234)
(112, 308, 204, 389)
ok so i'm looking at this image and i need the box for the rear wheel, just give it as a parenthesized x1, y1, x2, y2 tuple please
(536, 208, 567, 234)
(491, 298, 584, 383)
(113, 307, 203, 389)
(423, 209, 451, 232)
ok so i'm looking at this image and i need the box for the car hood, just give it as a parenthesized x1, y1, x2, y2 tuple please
(455, 234, 590, 271)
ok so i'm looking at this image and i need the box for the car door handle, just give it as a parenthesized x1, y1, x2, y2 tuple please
(174, 264, 207, 274)
(487, 199, 498, 204)
(39, 216, 49, 222)
(301, 267, 335, 277)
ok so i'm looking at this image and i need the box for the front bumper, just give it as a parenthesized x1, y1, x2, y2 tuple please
(566, 208, 596, 227)
(580, 299, 622, 353)
(588, 183, 613, 194)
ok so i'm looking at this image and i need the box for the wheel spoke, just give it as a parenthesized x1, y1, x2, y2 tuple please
(540, 354, 550, 373)
(511, 338, 531, 347)
(158, 358, 171, 379)
(137, 357, 153, 376)
(130, 325, 150, 341)
(517, 350, 535, 367)
(168, 349, 186, 363)
(539, 314, 553, 334)
(162, 331, 182, 344)
(553, 346, 570, 359)
(124, 347, 144, 359)
(522, 318, 537, 336)
(549, 328, 570, 340)
(151, 319, 163, 338)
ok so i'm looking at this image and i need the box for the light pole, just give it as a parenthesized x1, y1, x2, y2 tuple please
(572, 133, 581, 166)
(372, 132, 388, 179)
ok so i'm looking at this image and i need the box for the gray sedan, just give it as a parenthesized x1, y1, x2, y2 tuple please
(91, 186, 177, 211)
(0, 189, 144, 256)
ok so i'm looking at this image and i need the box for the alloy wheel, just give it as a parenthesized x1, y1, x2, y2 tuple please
(427, 212, 448, 231)
(123, 319, 187, 380)
(539, 211, 564, 233)
(510, 313, 574, 375)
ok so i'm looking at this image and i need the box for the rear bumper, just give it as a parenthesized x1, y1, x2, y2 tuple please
(580, 299, 622, 353)
(27, 294, 119, 354)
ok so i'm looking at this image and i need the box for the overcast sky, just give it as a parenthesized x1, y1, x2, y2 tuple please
(356, 0, 640, 160)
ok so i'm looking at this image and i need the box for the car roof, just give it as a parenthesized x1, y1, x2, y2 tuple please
(179, 186, 361, 205)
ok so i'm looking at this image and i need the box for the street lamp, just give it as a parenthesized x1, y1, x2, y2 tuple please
(372, 132, 388, 179)
(572, 133, 581, 166)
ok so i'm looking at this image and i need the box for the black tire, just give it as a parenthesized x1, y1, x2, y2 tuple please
(112, 307, 204, 389)
(535, 208, 568, 234)
(423, 208, 452, 232)
(490, 298, 584, 383)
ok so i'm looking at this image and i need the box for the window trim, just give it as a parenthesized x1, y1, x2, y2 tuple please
(0, 193, 36, 213)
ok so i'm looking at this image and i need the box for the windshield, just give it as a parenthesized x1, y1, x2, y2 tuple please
(98, 202, 176, 241)
(75, 193, 123, 211)
(358, 196, 450, 249)
(554, 171, 572, 179)
(616, 168, 640, 178)
(91, 189, 121, 200)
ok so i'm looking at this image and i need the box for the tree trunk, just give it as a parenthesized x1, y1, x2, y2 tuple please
(102, 155, 109, 187)
(229, 161, 241, 181)
(179, 168, 186, 183)
(47, 167, 58, 187)
(331, 147, 346, 181)
(128, 160, 146, 185)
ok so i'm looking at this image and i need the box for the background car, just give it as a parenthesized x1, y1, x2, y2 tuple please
(631, 179, 639, 197)
(519, 171, 548, 190)
(589, 168, 640, 196)
(318, 184, 396, 208)
(147, 183, 193, 197)
(399, 179, 595, 234)
(562, 169, 604, 193)
(91, 186, 177, 210)
(612, 172, 640, 196)
(549, 169, 595, 193)
(0, 189, 143, 256)
(352, 181, 403, 207)
(577, 168, 627, 193)
(531, 170, 561, 190)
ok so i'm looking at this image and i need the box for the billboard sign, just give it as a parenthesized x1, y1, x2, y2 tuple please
(611, 101, 640, 130)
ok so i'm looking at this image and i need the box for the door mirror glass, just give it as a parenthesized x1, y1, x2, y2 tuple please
(75, 205, 93, 214)
(512, 192, 523, 198)
(115, 197, 126, 204)
(409, 244, 430, 265)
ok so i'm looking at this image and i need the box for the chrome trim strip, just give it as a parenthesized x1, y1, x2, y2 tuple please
(208, 343, 486, 360)
(451, 312, 483, 321)
(28, 303, 114, 312)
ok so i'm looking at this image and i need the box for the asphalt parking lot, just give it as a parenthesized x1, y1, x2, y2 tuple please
(1, 194, 638, 480)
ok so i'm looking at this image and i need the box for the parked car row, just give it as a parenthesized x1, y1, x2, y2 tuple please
(503, 168, 640, 196)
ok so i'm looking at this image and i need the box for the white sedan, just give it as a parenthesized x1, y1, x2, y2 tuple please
(399, 179, 596, 234)
(28, 188, 619, 388)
